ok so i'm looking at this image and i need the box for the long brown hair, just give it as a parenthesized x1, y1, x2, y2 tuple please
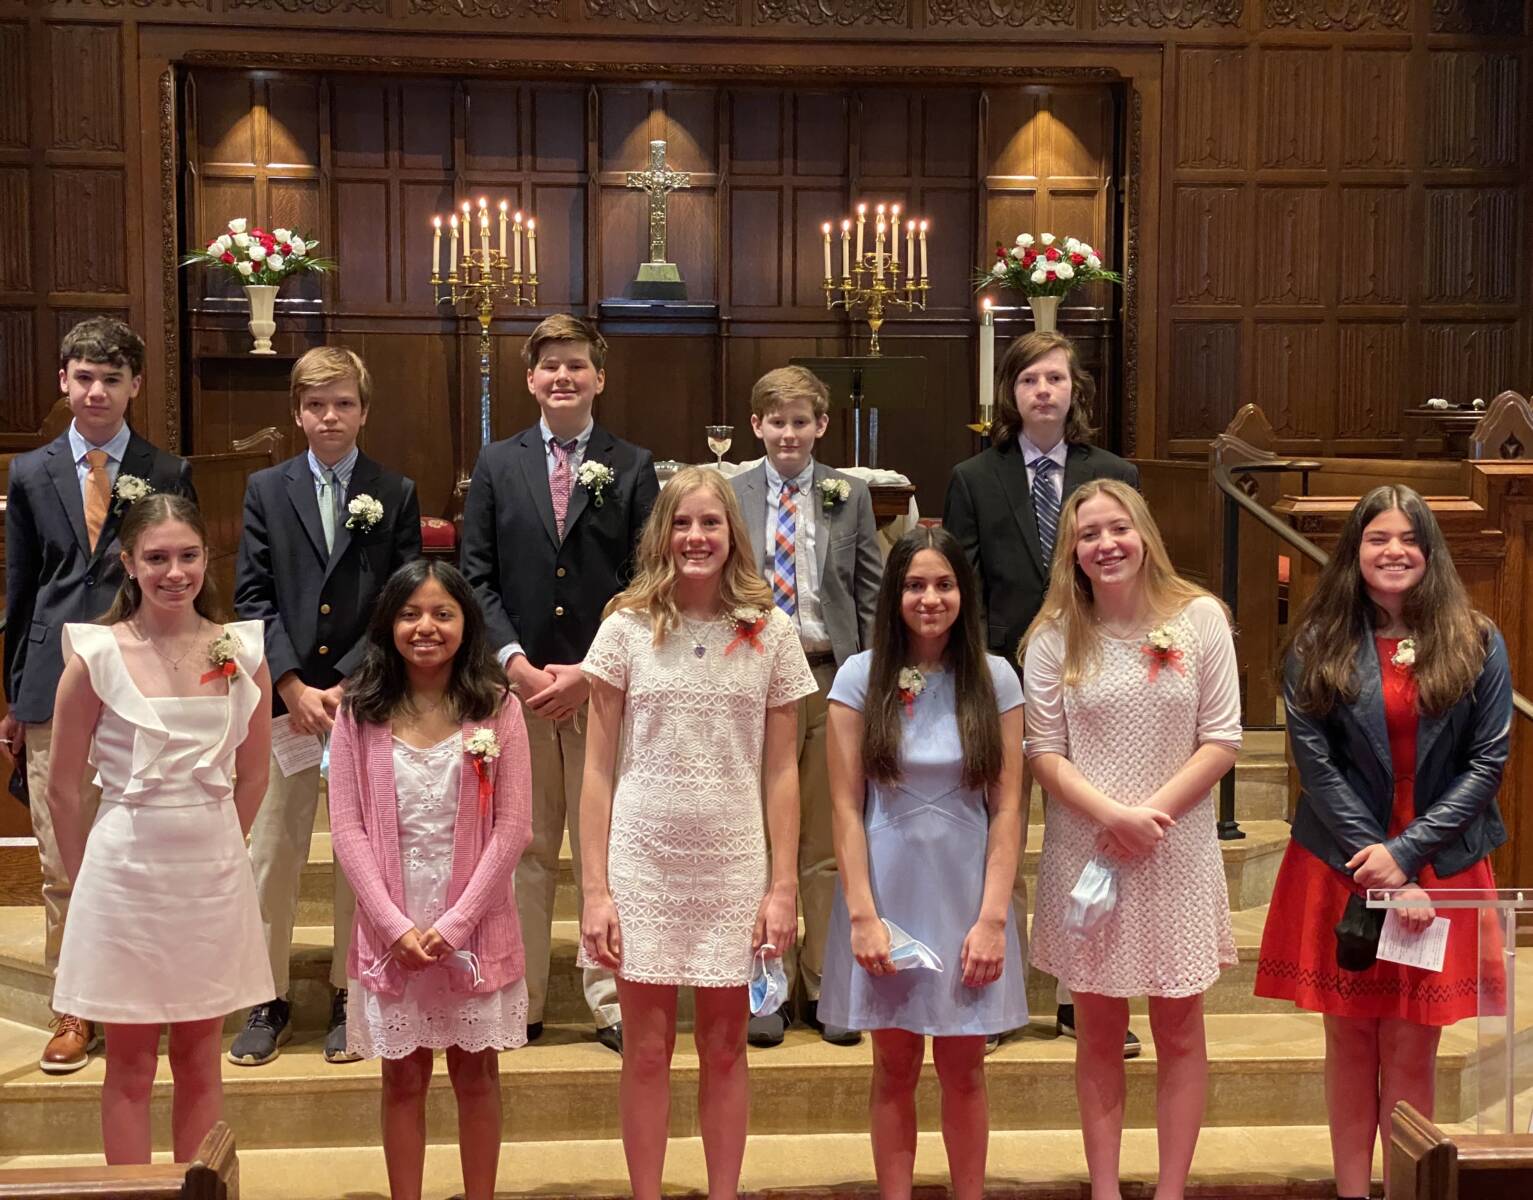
(1287, 485, 1490, 716)
(862, 526, 1002, 789)
(100, 493, 226, 625)
(604, 466, 773, 644)
(1021, 479, 1224, 685)
(989, 330, 1097, 450)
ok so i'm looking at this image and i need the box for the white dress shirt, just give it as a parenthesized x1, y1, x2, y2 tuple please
(1019, 431, 1068, 490)
(68, 420, 132, 497)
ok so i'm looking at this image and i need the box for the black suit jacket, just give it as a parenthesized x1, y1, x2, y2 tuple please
(234, 451, 421, 714)
(1285, 631, 1511, 881)
(4, 429, 196, 722)
(943, 439, 1139, 658)
(460, 423, 658, 669)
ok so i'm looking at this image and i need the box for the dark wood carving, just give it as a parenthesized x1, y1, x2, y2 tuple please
(1264, 0, 1406, 29)
(51, 170, 127, 294)
(924, 0, 1073, 25)
(1422, 323, 1515, 409)
(1337, 324, 1403, 437)
(1423, 188, 1518, 304)
(1341, 50, 1408, 168)
(408, 0, 562, 16)
(1096, 0, 1240, 25)
(1254, 323, 1324, 439)
(1255, 187, 1324, 306)
(1469, 391, 1533, 461)
(1258, 50, 1328, 169)
(1427, 52, 1519, 170)
(50, 25, 123, 152)
(1169, 322, 1240, 440)
(1431, 0, 1523, 33)
(1173, 186, 1242, 305)
(587, 0, 740, 19)
(54, 0, 206, 7)
(1174, 48, 1245, 170)
(0, 170, 29, 293)
(0, 24, 26, 150)
(229, 0, 387, 10)
(1338, 187, 1407, 305)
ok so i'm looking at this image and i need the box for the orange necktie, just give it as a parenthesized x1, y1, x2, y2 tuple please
(83, 449, 111, 550)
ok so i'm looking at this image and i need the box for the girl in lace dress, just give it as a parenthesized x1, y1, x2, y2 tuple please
(1021, 480, 1241, 1200)
(578, 466, 816, 1200)
(328, 560, 532, 1200)
(47, 495, 273, 1164)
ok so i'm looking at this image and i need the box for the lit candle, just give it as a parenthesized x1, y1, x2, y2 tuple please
(499, 200, 508, 261)
(512, 211, 523, 275)
(919, 220, 929, 279)
(890, 205, 900, 273)
(855, 203, 866, 266)
(527, 218, 537, 277)
(821, 222, 832, 281)
(448, 214, 459, 277)
(840, 219, 851, 278)
(979, 299, 996, 426)
(432, 216, 441, 278)
(480, 207, 490, 274)
(906, 220, 915, 282)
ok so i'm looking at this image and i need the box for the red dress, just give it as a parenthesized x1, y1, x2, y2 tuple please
(1254, 637, 1502, 1025)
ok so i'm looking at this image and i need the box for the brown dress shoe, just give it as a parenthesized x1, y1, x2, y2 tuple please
(40, 1015, 98, 1075)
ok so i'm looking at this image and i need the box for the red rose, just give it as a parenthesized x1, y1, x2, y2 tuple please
(1046, 269, 1057, 281)
(251, 228, 265, 237)
(280, 242, 292, 255)
(1070, 252, 1086, 266)
(1045, 246, 1061, 262)
(221, 251, 235, 264)
(1022, 250, 1036, 266)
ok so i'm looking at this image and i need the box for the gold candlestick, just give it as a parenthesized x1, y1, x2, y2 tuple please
(823, 205, 930, 357)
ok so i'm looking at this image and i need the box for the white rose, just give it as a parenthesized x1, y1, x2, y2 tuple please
(233, 232, 250, 248)
(249, 243, 267, 261)
(205, 240, 222, 255)
(1010, 246, 1024, 259)
(236, 261, 254, 277)
(1018, 233, 1035, 248)
(227, 217, 247, 234)
(1057, 262, 1074, 280)
(1030, 268, 1047, 284)
(1080, 243, 1095, 256)
(1040, 232, 1055, 246)
(289, 237, 307, 257)
(217, 233, 233, 250)
(1065, 237, 1080, 253)
(266, 254, 285, 271)
(272, 228, 292, 243)
(1087, 254, 1101, 269)
(991, 261, 1007, 277)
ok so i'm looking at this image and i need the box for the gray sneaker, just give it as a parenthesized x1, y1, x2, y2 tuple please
(228, 999, 291, 1066)
(325, 990, 361, 1064)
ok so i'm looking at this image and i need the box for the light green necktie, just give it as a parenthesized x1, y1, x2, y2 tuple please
(319, 469, 337, 553)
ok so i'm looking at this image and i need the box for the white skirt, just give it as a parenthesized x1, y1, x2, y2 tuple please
(53, 799, 274, 1024)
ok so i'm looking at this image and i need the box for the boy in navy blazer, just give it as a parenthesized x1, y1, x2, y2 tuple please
(730, 366, 882, 1048)
(231, 347, 421, 1066)
(461, 314, 658, 1054)
(1, 318, 195, 1074)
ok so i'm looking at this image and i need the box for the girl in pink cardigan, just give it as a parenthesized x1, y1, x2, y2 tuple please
(328, 560, 532, 1200)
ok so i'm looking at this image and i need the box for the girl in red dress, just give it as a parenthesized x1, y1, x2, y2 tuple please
(1254, 485, 1512, 1200)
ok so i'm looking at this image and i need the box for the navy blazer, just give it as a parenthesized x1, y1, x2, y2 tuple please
(234, 451, 421, 714)
(1285, 629, 1511, 881)
(460, 422, 658, 670)
(942, 439, 1139, 658)
(4, 429, 196, 722)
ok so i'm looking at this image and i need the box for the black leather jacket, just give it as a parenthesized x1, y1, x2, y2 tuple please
(1285, 628, 1511, 881)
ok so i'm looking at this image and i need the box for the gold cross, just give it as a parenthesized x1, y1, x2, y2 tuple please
(625, 139, 691, 264)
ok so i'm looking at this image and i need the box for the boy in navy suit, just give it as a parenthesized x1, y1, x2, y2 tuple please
(730, 366, 882, 1047)
(231, 347, 421, 1065)
(461, 314, 658, 1054)
(2, 317, 195, 1073)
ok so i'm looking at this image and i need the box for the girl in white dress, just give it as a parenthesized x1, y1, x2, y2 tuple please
(328, 560, 532, 1200)
(579, 466, 816, 1200)
(47, 494, 274, 1164)
(1021, 479, 1241, 1200)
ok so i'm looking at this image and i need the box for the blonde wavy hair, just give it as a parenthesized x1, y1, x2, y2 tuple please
(604, 466, 773, 644)
(1020, 478, 1226, 685)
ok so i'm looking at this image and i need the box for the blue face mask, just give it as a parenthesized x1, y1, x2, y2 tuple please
(748, 945, 789, 1016)
(1064, 857, 1119, 940)
(883, 919, 943, 972)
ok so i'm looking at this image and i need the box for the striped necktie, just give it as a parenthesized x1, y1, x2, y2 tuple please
(1032, 456, 1060, 566)
(771, 480, 798, 617)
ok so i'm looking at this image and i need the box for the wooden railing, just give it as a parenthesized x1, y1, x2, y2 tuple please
(1389, 1103, 1533, 1200)
(0, 1121, 237, 1199)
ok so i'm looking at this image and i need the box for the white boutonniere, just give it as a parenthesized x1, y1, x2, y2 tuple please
(111, 473, 152, 514)
(578, 460, 615, 507)
(1391, 637, 1416, 670)
(1141, 623, 1186, 682)
(465, 727, 501, 817)
(818, 477, 851, 512)
(897, 666, 925, 715)
(201, 629, 244, 684)
(345, 494, 384, 531)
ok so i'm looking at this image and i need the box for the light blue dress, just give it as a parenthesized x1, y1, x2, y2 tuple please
(817, 652, 1029, 1036)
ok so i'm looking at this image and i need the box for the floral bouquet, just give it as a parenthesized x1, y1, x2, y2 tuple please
(180, 218, 335, 286)
(977, 232, 1121, 299)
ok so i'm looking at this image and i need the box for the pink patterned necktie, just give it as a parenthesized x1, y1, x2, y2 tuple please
(550, 436, 576, 538)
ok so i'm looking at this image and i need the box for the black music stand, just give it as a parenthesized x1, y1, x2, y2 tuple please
(790, 357, 925, 469)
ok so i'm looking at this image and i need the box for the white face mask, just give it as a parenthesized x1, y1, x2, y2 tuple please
(1063, 857, 1119, 940)
(749, 945, 789, 1016)
(883, 919, 943, 972)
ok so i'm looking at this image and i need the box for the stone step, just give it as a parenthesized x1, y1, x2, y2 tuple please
(2, 987, 1530, 1157)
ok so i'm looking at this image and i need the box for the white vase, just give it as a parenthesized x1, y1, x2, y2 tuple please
(1028, 293, 1062, 332)
(244, 284, 278, 355)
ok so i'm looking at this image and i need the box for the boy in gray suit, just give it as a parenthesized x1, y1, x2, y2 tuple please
(730, 366, 882, 1047)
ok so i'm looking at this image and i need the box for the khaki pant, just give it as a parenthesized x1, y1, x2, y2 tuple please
(25, 721, 102, 980)
(783, 660, 838, 1004)
(516, 705, 619, 1029)
(247, 754, 355, 996)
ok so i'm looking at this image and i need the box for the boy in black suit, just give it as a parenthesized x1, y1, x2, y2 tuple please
(942, 329, 1142, 1055)
(1, 317, 196, 1073)
(231, 347, 421, 1066)
(461, 314, 658, 1054)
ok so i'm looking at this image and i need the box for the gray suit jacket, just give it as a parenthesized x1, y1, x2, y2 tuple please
(731, 460, 882, 666)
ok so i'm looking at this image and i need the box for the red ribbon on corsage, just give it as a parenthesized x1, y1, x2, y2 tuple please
(724, 616, 767, 656)
(471, 756, 494, 820)
(1142, 645, 1185, 682)
(898, 688, 918, 717)
(199, 660, 237, 685)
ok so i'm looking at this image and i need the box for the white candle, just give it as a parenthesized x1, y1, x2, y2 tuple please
(919, 220, 929, 279)
(513, 211, 523, 274)
(821, 222, 832, 280)
(875, 220, 885, 278)
(499, 201, 508, 262)
(448, 215, 459, 277)
(480, 210, 490, 274)
(527, 219, 536, 277)
(855, 204, 866, 266)
(979, 300, 996, 424)
(906, 220, 915, 282)
(890, 205, 900, 273)
(840, 220, 851, 278)
(432, 217, 441, 278)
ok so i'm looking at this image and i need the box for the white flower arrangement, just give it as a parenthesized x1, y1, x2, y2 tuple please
(181, 217, 333, 287)
(113, 473, 152, 505)
(818, 478, 852, 512)
(1391, 637, 1416, 669)
(345, 494, 384, 532)
(980, 231, 1122, 299)
(465, 728, 501, 761)
(578, 460, 615, 507)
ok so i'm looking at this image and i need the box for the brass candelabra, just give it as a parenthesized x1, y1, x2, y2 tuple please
(821, 204, 930, 357)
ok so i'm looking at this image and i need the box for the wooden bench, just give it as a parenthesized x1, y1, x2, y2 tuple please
(0, 1121, 237, 1199)
(1389, 1102, 1533, 1199)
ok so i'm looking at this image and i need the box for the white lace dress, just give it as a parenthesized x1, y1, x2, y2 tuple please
(580, 606, 818, 987)
(1024, 595, 1243, 998)
(346, 733, 529, 1058)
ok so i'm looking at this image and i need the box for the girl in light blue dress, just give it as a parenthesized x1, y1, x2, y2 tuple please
(819, 525, 1026, 1200)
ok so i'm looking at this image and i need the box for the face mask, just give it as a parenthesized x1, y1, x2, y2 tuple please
(883, 919, 943, 972)
(748, 944, 789, 1016)
(361, 947, 483, 988)
(319, 734, 330, 781)
(1063, 857, 1119, 940)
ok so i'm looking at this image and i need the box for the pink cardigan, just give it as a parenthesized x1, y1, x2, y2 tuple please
(328, 696, 532, 997)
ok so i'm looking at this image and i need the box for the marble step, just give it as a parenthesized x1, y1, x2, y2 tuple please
(2, 987, 1530, 1157)
(296, 818, 1291, 929)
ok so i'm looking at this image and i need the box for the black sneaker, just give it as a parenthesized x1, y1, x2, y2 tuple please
(747, 1010, 788, 1048)
(228, 999, 292, 1066)
(325, 990, 361, 1064)
(1056, 1004, 1143, 1058)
